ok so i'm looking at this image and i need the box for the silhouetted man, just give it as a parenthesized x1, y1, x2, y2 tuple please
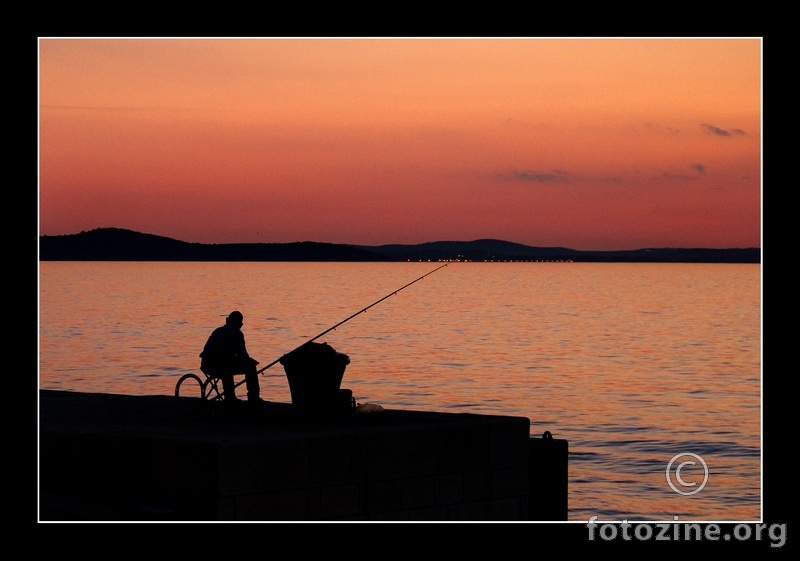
(200, 310, 263, 403)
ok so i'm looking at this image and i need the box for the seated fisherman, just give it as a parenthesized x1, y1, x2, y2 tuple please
(200, 310, 263, 403)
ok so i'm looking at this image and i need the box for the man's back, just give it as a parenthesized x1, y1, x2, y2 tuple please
(201, 324, 242, 361)
(200, 323, 248, 378)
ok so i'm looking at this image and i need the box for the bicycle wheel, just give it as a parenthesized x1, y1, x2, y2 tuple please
(202, 376, 223, 401)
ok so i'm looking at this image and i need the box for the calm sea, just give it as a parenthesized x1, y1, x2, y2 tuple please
(38, 261, 761, 522)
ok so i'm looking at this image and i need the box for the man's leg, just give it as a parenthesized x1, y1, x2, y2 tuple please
(220, 374, 238, 401)
(229, 358, 261, 401)
(243, 359, 261, 400)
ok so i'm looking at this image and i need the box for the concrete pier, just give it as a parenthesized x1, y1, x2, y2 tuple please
(39, 390, 567, 521)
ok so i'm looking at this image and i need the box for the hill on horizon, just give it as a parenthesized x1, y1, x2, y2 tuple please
(38, 228, 761, 263)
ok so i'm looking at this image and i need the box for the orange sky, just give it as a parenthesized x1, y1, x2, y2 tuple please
(38, 38, 761, 250)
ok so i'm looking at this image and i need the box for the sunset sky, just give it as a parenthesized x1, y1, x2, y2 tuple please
(38, 38, 762, 250)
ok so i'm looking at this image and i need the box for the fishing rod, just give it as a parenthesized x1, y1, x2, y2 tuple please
(256, 262, 449, 376)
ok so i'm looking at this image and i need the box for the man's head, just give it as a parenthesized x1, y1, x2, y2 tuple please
(226, 310, 244, 327)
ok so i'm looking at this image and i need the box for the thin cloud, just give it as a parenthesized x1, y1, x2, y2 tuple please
(661, 163, 703, 180)
(660, 163, 708, 181)
(510, 164, 706, 186)
(701, 123, 746, 137)
(512, 169, 570, 183)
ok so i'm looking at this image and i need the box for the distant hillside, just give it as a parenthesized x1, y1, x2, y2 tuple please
(38, 228, 761, 263)
(38, 228, 388, 262)
(357, 240, 581, 262)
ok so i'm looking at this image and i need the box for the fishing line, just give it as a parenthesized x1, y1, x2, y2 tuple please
(255, 262, 449, 376)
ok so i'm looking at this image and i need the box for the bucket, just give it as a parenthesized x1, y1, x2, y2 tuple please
(279, 342, 352, 416)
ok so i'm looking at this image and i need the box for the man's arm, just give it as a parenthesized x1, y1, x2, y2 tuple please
(238, 331, 257, 363)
